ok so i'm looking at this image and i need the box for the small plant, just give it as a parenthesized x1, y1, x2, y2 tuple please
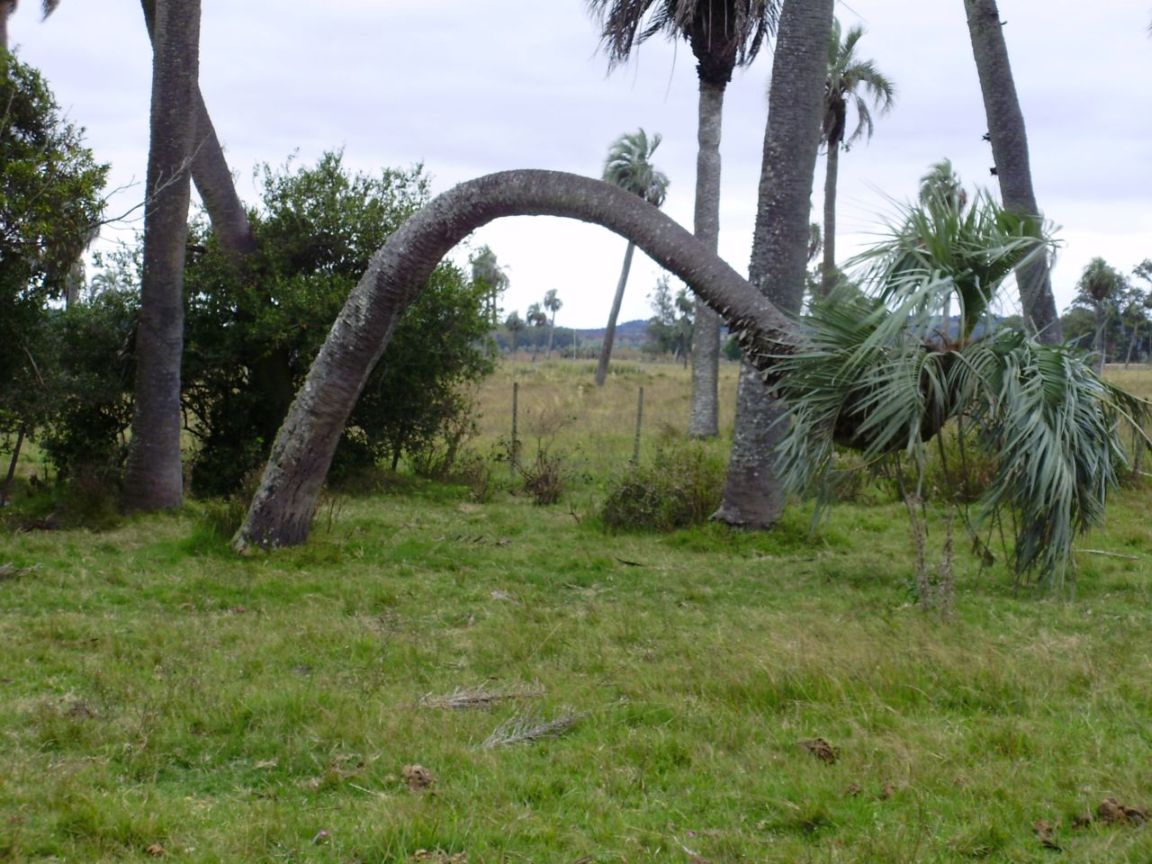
(600, 438, 725, 532)
(519, 441, 566, 505)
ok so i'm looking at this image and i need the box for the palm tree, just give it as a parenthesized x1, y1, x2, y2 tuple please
(595, 129, 669, 386)
(121, 0, 201, 511)
(543, 289, 563, 358)
(918, 159, 967, 337)
(504, 310, 525, 357)
(772, 191, 1145, 585)
(587, 0, 780, 434)
(717, 0, 834, 528)
(526, 302, 547, 361)
(2, 0, 59, 53)
(1076, 258, 1127, 373)
(818, 17, 894, 297)
(963, 0, 1061, 343)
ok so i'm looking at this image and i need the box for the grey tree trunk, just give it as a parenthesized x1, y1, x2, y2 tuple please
(1, 2, 13, 53)
(688, 79, 726, 437)
(595, 240, 636, 386)
(234, 170, 804, 551)
(139, 0, 255, 260)
(716, 0, 833, 528)
(963, 0, 1062, 344)
(819, 143, 840, 297)
(121, 0, 200, 512)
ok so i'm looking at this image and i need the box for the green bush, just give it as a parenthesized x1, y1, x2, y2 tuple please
(600, 439, 725, 531)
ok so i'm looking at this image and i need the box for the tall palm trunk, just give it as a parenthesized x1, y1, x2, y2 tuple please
(819, 142, 839, 296)
(688, 79, 725, 437)
(595, 240, 636, 386)
(139, 0, 254, 261)
(963, 0, 1061, 344)
(1, 1, 13, 54)
(121, 0, 200, 512)
(716, 0, 833, 528)
(234, 169, 803, 551)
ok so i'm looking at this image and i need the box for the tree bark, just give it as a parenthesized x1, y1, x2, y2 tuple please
(234, 170, 803, 551)
(716, 0, 833, 528)
(819, 142, 839, 297)
(688, 79, 725, 438)
(1, 2, 13, 54)
(139, 0, 255, 260)
(595, 240, 635, 386)
(121, 0, 200, 512)
(963, 0, 1061, 344)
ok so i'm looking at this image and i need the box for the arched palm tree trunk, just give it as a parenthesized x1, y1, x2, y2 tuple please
(963, 0, 1061, 343)
(234, 170, 803, 551)
(122, 0, 200, 511)
(716, 0, 833, 528)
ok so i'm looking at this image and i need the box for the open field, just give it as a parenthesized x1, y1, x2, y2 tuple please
(2, 360, 1152, 862)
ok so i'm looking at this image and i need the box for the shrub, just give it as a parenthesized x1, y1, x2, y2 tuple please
(600, 439, 725, 532)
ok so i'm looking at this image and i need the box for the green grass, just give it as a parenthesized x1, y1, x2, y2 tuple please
(2, 360, 1152, 862)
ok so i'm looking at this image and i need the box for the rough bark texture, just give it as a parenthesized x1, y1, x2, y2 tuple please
(963, 0, 1061, 343)
(234, 170, 804, 551)
(122, 0, 200, 512)
(595, 240, 636, 387)
(1, 3, 12, 53)
(819, 142, 839, 297)
(716, 0, 833, 528)
(139, 0, 255, 260)
(688, 79, 725, 437)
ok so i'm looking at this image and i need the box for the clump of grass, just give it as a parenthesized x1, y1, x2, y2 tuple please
(600, 437, 724, 531)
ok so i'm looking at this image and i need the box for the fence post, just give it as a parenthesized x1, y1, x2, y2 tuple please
(511, 381, 520, 476)
(631, 385, 644, 465)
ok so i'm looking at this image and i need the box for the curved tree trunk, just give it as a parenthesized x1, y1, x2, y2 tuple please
(819, 142, 839, 297)
(122, 0, 200, 512)
(595, 240, 635, 386)
(963, 0, 1061, 344)
(234, 170, 803, 551)
(688, 79, 726, 437)
(716, 0, 833, 528)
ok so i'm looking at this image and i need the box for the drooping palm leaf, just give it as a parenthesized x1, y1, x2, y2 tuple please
(774, 190, 1149, 585)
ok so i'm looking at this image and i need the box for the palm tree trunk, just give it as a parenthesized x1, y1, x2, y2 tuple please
(716, 0, 833, 529)
(963, 0, 1061, 344)
(819, 143, 840, 297)
(121, 0, 200, 512)
(688, 79, 725, 437)
(595, 240, 635, 386)
(1, 2, 13, 54)
(139, 0, 255, 260)
(547, 316, 556, 357)
(234, 169, 803, 551)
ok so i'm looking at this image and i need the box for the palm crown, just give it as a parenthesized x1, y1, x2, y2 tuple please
(602, 129, 669, 207)
(774, 185, 1147, 584)
(822, 18, 895, 151)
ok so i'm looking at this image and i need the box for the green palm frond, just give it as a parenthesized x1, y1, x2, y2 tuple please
(774, 189, 1149, 586)
(853, 190, 1052, 344)
(602, 128, 669, 207)
(823, 17, 895, 149)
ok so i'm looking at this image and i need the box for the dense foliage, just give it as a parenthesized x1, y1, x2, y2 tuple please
(0, 52, 108, 459)
(773, 191, 1148, 583)
(181, 152, 496, 495)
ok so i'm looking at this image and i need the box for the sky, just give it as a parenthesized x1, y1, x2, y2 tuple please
(8, 0, 1152, 328)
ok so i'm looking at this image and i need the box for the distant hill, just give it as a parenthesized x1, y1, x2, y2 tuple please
(571, 318, 649, 347)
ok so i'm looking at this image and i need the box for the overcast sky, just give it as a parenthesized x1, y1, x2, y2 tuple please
(9, 1, 1152, 328)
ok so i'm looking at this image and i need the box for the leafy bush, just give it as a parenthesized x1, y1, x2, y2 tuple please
(175, 152, 496, 495)
(600, 439, 725, 531)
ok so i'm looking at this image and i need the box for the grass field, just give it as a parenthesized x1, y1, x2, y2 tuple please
(2, 359, 1151, 862)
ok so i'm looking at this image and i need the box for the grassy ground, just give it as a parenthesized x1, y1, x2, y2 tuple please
(2, 359, 1152, 862)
